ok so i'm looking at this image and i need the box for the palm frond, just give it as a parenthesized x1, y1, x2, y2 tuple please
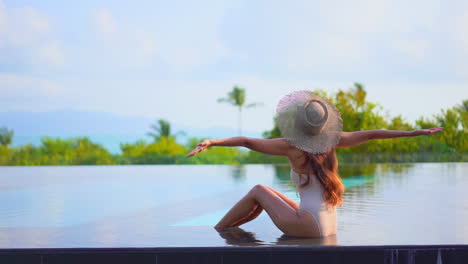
(217, 97, 235, 105)
(150, 124, 162, 134)
(245, 102, 264, 109)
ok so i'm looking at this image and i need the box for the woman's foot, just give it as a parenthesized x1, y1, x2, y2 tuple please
(214, 224, 225, 232)
(214, 224, 239, 232)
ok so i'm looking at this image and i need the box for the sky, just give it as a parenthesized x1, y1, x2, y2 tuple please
(1, 0, 468, 136)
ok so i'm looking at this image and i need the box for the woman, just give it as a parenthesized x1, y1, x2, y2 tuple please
(186, 90, 443, 238)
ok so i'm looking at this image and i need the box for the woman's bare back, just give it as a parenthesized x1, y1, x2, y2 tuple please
(287, 147, 310, 174)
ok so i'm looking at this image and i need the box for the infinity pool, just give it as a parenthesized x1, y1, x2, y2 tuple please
(0, 163, 466, 248)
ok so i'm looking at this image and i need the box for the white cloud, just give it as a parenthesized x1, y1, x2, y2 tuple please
(36, 41, 65, 66)
(0, 0, 64, 66)
(286, 32, 366, 70)
(318, 0, 391, 34)
(91, 8, 156, 68)
(0, 73, 63, 97)
(92, 8, 116, 35)
(7, 6, 50, 45)
(453, 8, 468, 76)
(458, 11, 468, 51)
(153, 8, 229, 71)
(0, 1, 6, 29)
(391, 39, 429, 58)
(283, 0, 443, 71)
(90, 3, 230, 71)
(319, 0, 441, 34)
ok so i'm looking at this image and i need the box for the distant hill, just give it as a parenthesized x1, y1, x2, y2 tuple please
(0, 110, 262, 153)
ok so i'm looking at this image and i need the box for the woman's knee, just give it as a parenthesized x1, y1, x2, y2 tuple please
(249, 184, 268, 196)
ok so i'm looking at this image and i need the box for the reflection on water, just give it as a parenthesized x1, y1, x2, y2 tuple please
(272, 163, 415, 192)
(218, 226, 338, 246)
(276, 233, 337, 246)
(0, 163, 466, 248)
(230, 165, 247, 183)
(218, 227, 265, 246)
(272, 162, 414, 180)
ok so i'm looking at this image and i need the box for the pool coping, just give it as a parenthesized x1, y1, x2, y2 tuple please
(0, 244, 467, 264)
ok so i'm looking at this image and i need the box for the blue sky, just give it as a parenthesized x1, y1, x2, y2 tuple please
(1, 0, 468, 135)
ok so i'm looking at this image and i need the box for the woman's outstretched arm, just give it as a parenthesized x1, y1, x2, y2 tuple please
(186, 136, 292, 157)
(336, 127, 443, 148)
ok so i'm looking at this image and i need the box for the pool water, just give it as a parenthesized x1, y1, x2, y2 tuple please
(0, 163, 466, 248)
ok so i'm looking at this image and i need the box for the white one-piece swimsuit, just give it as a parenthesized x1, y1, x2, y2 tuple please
(290, 169, 337, 237)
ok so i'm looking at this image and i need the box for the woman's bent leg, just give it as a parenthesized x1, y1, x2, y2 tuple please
(214, 189, 260, 231)
(266, 186, 300, 211)
(215, 184, 306, 236)
(231, 204, 264, 227)
(231, 187, 298, 227)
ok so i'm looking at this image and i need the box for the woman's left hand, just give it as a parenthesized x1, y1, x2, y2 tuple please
(186, 140, 212, 157)
(412, 127, 444, 136)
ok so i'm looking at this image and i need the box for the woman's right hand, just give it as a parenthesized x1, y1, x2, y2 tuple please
(412, 127, 444, 136)
(186, 140, 213, 157)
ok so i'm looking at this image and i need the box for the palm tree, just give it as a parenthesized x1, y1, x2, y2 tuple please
(0, 127, 14, 147)
(146, 119, 186, 142)
(353, 82, 366, 109)
(217, 86, 263, 136)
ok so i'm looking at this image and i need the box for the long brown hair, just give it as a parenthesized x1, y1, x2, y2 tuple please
(298, 148, 345, 207)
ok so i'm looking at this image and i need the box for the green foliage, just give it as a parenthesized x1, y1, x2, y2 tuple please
(455, 100, 468, 131)
(73, 137, 114, 165)
(120, 140, 148, 157)
(0, 126, 14, 147)
(333, 84, 387, 153)
(181, 136, 241, 164)
(434, 109, 466, 152)
(0, 145, 11, 165)
(120, 136, 185, 164)
(184, 146, 241, 165)
(3, 137, 114, 166)
(146, 119, 186, 142)
(119, 136, 241, 165)
(262, 117, 282, 139)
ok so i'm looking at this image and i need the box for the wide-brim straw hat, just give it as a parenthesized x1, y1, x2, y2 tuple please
(276, 90, 343, 154)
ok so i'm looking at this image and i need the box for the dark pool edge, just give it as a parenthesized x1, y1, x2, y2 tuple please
(0, 244, 467, 264)
(1, 244, 467, 251)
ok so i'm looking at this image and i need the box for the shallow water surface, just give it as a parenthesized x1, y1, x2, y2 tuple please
(0, 163, 466, 248)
